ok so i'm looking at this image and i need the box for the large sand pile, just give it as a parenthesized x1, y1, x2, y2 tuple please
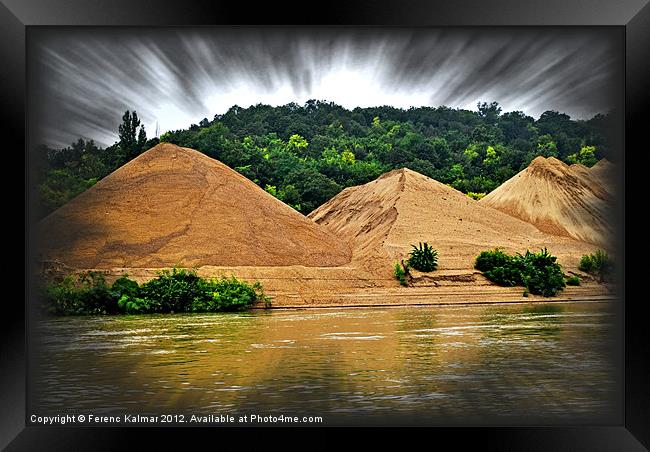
(479, 156, 612, 246)
(38, 143, 351, 269)
(309, 168, 596, 277)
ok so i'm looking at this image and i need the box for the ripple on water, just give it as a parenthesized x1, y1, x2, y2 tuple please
(320, 332, 385, 340)
(31, 303, 618, 422)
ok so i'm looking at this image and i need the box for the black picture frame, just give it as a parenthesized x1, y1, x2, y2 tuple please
(5, 0, 648, 448)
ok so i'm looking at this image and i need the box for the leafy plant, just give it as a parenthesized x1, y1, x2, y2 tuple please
(578, 255, 593, 272)
(42, 269, 269, 315)
(484, 265, 521, 287)
(407, 242, 438, 272)
(475, 249, 512, 272)
(579, 249, 613, 282)
(475, 247, 566, 297)
(567, 145, 598, 167)
(467, 191, 486, 200)
(43, 276, 82, 315)
(138, 268, 203, 313)
(110, 275, 139, 299)
(117, 294, 159, 314)
(44, 272, 119, 315)
(393, 262, 409, 286)
(190, 277, 269, 312)
(515, 248, 566, 297)
(566, 275, 580, 286)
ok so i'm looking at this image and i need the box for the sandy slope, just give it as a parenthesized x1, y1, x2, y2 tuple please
(569, 163, 592, 179)
(37, 143, 351, 269)
(590, 158, 615, 190)
(480, 157, 613, 247)
(37, 153, 613, 307)
(309, 168, 599, 278)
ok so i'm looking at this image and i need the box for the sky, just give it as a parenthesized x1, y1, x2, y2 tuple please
(29, 27, 621, 148)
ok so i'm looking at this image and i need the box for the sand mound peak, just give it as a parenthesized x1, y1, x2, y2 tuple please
(590, 158, 615, 188)
(377, 167, 421, 180)
(480, 157, 613, 246)
(373, 167, 465, 196)
(527, 156, 580, 181)
(592, 158, 612, 169)
(377, 167, 407, 179)
(142, 141, 179, 154)
(38, 143, 351, 269)
(530, 155, 564, 167)
(309, 167, 594, 275)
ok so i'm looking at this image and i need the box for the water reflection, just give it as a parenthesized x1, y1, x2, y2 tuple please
(31, 302, 618, 424)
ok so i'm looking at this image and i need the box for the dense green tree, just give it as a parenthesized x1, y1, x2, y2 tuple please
(118, 110, 147, 162)
(477, 101, 502, 125)
(137, 125, 147, 150)
(567, 145, 598, 167)
(33, 101, 614, 218)
(499, 111, 535, 143)
(118, 110, 140, 151)
(536, 134, 559, 158)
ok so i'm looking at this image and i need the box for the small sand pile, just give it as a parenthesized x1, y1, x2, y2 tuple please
(589, 158, 615, 189)
(309, 168, 595, 276)
(570, 159, 616, 195)
(569, 162, 592, 179)
(480, 156, 612, 246)
(38, 143, 351, 269)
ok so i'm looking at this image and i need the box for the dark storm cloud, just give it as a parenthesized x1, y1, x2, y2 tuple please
(29, 27, 620, 148)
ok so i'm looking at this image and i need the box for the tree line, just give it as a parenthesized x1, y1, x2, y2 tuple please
(33, 100, 617, 218)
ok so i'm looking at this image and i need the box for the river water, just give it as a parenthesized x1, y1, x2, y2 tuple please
(30, 302, 620, 425)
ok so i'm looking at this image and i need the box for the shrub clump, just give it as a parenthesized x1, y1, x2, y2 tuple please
(44, 272, 119, 315)
(579, 249, 613, 282)
(565, 275, 580, 286)
(407, 242, 438, 272)
(474, 248, 566, 297)
(188, 277, 268, 313)
(43, 268, 270, 315)
(467, 192, 486, 201)
(475, 249, 512, 273)
(394, 261, 409, 286)
(134, 268, 204, 313)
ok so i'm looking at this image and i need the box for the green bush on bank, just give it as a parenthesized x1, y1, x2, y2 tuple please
(43, 268, 270, 316)
(566, 275, 580, 286)
(189, 276, 267, 313)
(407, 242, 438, 272)
(475, 249, 511, 272)
(394, 261, 409, 286)
(474, 248, 566, 297)
(45, 272, 120, 315)
(579, 249, 613, 282)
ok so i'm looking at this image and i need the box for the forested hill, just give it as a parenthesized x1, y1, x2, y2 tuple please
(33, 100, 617, 218)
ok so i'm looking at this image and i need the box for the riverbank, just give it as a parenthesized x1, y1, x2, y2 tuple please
(40, 262, 615, 310)
(251, 284, 615, 309)
(250, 294, 616, 310)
